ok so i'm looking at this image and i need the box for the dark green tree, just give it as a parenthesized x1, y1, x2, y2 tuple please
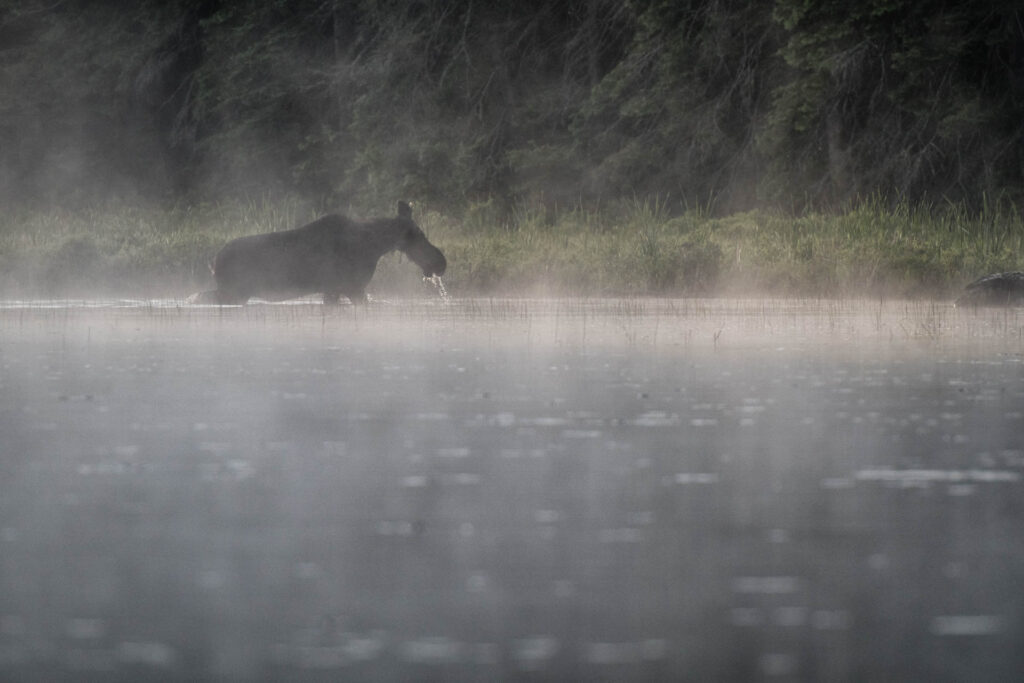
(764, 0, 1024, 208)
(1, 0, 1022, 212)
(571, 0, 779, 211)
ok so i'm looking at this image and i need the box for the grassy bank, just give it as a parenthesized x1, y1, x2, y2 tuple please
(1, 197, 1022, 300)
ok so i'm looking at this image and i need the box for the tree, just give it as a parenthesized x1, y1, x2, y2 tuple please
(1, 0, 1021, 212)
(764, 0, 1024, 208)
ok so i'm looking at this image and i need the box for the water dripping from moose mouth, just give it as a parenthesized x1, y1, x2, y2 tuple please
(424, 275, 450, 303)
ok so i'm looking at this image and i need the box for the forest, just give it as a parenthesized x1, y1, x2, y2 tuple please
(1, 0, 1023, 297)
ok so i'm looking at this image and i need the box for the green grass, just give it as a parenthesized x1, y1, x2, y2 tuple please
(1, 195, 1022, 299)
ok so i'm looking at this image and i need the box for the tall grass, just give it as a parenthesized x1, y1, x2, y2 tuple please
(1, 195, 1022, 299)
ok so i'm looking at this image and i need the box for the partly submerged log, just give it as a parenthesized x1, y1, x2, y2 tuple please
(955, 271, 1024, 306)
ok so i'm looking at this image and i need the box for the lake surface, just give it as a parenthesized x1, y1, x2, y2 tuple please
(1, 298, 1023, 681)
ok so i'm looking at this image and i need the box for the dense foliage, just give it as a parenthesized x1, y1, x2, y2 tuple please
(1, 0, 1023, 215)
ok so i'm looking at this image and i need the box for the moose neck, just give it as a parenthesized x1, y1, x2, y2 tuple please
(362, 218, 406, 260)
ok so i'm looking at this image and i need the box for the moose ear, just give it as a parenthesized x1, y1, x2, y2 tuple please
(397, 201, 412, 219)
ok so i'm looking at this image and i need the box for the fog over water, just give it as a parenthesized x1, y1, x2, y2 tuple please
(1, 298, 1023, 681)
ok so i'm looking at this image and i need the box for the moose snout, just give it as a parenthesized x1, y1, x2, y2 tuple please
(419, 247, 446, 277)
(405, 235, 447, 278)
(429, 252, 447, 277)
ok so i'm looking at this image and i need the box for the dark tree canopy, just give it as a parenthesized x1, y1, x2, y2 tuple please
(1, 0, 1022, 213)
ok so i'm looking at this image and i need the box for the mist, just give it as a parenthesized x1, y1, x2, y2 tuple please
(2, 300, 1024, 680)
(3, 2, 1024, 681)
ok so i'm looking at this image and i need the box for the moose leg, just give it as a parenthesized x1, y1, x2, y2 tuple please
(323, 291, 342, 306)
(346, 291, 368, 306)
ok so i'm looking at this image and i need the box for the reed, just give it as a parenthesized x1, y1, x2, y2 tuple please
(1, 195, 1021, 299)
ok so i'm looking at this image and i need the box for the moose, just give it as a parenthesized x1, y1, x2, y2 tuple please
(190, 201, 446, 305)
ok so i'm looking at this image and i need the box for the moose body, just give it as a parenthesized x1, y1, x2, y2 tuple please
(195, 201, 446, 305)
(955, 271, 1024, 307)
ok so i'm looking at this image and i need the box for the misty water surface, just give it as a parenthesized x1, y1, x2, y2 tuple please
(1, 298, 1023, 681)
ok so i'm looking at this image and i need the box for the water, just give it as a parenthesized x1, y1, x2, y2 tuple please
(424, 274, 450, 303)
(1, 298, 1023, 681)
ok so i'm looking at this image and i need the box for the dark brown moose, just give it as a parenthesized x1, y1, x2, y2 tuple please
(191, 201, 446, 305)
